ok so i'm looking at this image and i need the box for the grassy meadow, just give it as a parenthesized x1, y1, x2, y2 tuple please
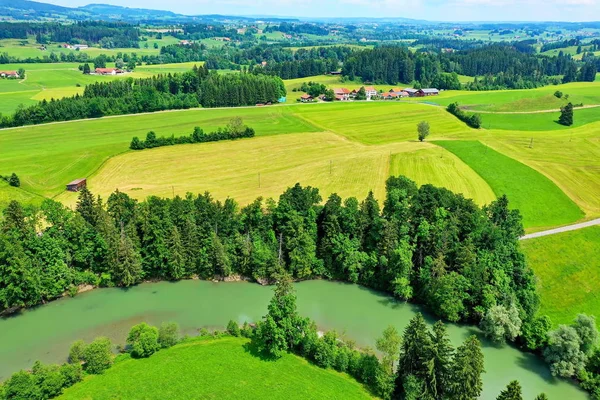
(1, 99, 597, 229)
(435, 141, 584, 229)
(521, 226, 600, 326)
(60, 132, 432, 206)
(59, 336, 372, 400)
(0, 62, 207, 115)
(389, 148, 496, 205)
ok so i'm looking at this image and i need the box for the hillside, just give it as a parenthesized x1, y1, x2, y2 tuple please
(58, 336, 373, 400)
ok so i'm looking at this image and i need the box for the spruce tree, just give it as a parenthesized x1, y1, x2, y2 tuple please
(496, 380, 523, 400)
(558, 103, 574, 126)
(8, 173, 20, 187)
(394, 314, 432, 398)
(76, 187, 98, 226)
(450, 335, 485, 400)
(426, 321, 454, 399)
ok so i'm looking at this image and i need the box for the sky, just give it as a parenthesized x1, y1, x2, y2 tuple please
(43, 0, 600, 21)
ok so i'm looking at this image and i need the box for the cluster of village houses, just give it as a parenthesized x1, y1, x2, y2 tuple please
(300, 86, 440, 102)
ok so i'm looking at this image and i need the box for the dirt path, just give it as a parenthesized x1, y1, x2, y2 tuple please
(473, 104, 600, 114)
(520, 218, 600, 240)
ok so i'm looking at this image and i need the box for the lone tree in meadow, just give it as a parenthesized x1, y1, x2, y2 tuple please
(8, 173, 20, 187)
(417, 121, 430, 142)
(558, 103, 574, 126)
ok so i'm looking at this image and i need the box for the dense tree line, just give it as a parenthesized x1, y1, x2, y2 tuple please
(0, 66, 285, 127)
(0, 177, 536, 325)
(446, 102, 482, 128)
(342, 44, 586, 90)
(540, 39, 579, 53)
(266, 22, 330, 36)
(130, 119, 255, 150)
(0, 49, 143, 65)
(0, 21, 139, 47)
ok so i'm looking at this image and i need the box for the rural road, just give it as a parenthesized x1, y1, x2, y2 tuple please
(520, 218, 600, 240)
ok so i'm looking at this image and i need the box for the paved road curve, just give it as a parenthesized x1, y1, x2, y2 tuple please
(520, 218, 600, 240)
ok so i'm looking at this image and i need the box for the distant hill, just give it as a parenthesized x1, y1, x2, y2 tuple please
(0, 0, 297, 22)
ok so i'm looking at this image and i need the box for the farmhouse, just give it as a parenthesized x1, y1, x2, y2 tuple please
(66, 178, 87, 192)
(179, 40, 192, 46)
(73, 44, 89, 50)
(94, 68, 123, 75)
(0, 71, 19, 79)
(382, 92, 401, 100)
(363, 86, 378, 99)
(418, 88, 440, 96)
(403, 88, 419, 97)
(333, 88, 351, 101)
(300, 94, 314, 102)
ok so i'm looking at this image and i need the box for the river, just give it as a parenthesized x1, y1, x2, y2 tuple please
(0, 280, 587, 399)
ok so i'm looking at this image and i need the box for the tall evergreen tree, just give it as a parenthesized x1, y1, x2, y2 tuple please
(496, 380, 523, 400)
(558, 103, 574, 126)
(450, 335, 485, 400)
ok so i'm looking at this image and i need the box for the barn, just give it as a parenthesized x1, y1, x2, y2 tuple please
(66, 178, 87, 192)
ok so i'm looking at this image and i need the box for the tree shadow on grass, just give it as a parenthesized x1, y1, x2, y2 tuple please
(242, 340, 278, 362)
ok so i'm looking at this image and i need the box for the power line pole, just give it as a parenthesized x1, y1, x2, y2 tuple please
(258, 172, 261, 188)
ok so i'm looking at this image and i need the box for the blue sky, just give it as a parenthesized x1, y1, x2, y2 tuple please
(44, 0, 600, 21)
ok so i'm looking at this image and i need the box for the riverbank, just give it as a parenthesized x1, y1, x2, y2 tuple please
(0, 280, 588, 399)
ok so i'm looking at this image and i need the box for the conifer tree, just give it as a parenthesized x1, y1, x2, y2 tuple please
(426, 321, 454, 399)
(450, 335, 485, 400)
(558, 103, 574, 126)
(394, 314, 432, 398)
(496, 380, 523, 400)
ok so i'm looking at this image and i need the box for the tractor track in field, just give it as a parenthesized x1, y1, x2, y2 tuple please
(520, 218, 600, 240)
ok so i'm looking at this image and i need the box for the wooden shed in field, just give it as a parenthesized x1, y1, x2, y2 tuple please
(66, 178, 87, 192)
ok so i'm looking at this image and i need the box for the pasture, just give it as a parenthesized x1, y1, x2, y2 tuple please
(0, 106, 318, 198)
(0, 62, 206, 115)
(59, 336, 371, 400)
(478, 107, 600, 131)
(58, 132, 431, 207)
(435, 141, 584, 229)
(521, 226, 600, 326)
(389, 148, 496, 205)
(1, 99, 597, 230)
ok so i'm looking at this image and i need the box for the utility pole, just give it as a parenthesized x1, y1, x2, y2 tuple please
(172, 186, 174, 198)
(529, 138, 534, 149)
(258, 172, 261, 188)
(330, 160, 332, 175)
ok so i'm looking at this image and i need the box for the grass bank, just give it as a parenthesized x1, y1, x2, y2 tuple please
(59, 336, 372, 400)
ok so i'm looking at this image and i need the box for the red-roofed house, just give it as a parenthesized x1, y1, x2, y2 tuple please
(0, 71, 20, 79)
(300, 94, 314, 102)
(333, 88, 351, 101)
(363, 86, 378, 100)
(94, 68, 123, 75)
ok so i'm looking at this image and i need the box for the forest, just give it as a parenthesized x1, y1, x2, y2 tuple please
(0, 21, 140, 47)
(342, 44, 597, 89)
(0, 66, 286, 127)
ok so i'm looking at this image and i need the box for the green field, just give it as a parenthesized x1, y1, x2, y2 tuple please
(1, 95, 597, 228)
(0, 106, 319, 198)
(521, 226, 600, 325)
(0, 36, 171, 59)
(479, 107, 600, 131)
(0, 62, 185, 115)
(59, 336, 371, 400)
(293, 102, 472, 144)
(389, 148, 496, 205)
(435, 141, 584, 229)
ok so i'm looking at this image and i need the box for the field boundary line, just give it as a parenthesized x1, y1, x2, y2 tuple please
(472, 104, 600, 114)
(520, 218, 600, 240)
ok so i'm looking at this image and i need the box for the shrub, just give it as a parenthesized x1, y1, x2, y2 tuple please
(8, 173, 20, 187)
(158, 322, 180, 348)
(68, 340, 86, 364)
(127, 323, 160, 358)
(83, 337, 113, 374)
(227, 320, 241, 337)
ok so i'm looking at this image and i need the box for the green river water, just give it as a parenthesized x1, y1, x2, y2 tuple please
(0, 280, 587, 399)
